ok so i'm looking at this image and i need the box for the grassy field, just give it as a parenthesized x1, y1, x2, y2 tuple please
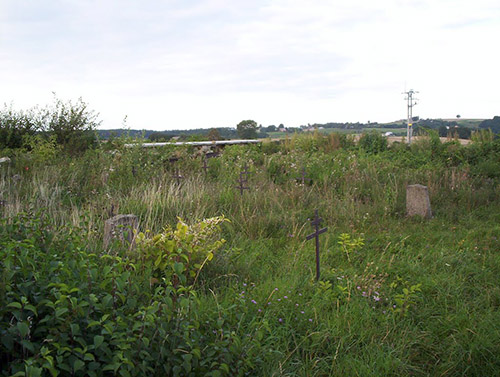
(1, 131, 499, 376)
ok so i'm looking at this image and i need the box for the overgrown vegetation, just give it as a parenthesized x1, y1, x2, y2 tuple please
(0, 96, 99, 154)
(0, 130, 499, 376)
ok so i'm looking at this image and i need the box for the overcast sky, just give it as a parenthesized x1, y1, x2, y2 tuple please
(1, 0, 499, 130)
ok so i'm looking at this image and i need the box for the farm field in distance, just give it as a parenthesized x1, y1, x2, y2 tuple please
(1, 130, 500, 376)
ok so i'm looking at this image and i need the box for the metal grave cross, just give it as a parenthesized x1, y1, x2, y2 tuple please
(201, 157, 209, 174)
(297, 167, 311, 185)
(235, 168, 250, 195)
(241, 164, 250, 179)
(306, 209, 328, 281)
(172, 169, 184, 185)
(205, 151, 219, 159)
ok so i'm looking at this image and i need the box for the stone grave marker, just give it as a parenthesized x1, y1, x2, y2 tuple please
(104, 214, 138, 249)
(406, 184, 432, 219)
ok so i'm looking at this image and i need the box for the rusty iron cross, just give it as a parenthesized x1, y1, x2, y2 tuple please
(241, 164, 250, 179)
(205, 151, 219, 159)
(306, 209, 328, 281)
(235, 166, 250, 195)
(298, 167, 311, 185)
(172, 169, 184, 185)
(201, 157, 209, 173)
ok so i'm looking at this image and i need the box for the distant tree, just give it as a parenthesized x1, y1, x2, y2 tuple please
(207, 128, 221, 141)
(149, 132, 170, 142)
(479, 116, 500, 134)
(261, 125, 276, 133)
(0, 105, 41, 150)
(1, 96, 99, 153)
(45, 96, 100, 154)
(257, 130, 269, 139)
(236, 120, 258, 139)
(187, 134, 205, 141)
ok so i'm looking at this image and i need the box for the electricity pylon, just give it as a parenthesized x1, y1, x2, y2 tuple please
(403, 89, 418, 145)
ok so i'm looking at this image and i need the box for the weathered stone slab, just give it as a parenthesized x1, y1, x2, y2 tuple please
(104, 214, 138, 249)
(406, 184, 432, 219)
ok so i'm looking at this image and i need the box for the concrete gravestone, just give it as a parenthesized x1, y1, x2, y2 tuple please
(104, 214, 138, 249)
(406, 184, 432, 219)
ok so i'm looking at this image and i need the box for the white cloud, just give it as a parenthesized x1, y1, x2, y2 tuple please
(1, 0, 499, 129)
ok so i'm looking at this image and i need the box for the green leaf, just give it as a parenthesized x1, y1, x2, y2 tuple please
(102, 363, 120, 372)
(94, 335, 104, 349)
(1, 333, 14, 350)
(24, 304, 38, 316)
(154, 254, 163, 268)
(21, 339, 35, 353)
(55, 307, 68, 317)
(220, 363, 230, 374)
(173, 262, 185, 275)
(70, 323, 80, 336)
(8, 302, 22, 309)
(191, 348, 201, 359)
(26, 366, 42, 377)
(17, 321, 30, 337)
(73, 359, 85, 372)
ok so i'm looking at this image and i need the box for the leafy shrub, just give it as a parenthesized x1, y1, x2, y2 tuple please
(0, 96, 99, 155)
(358, 131, 388, 154)
(45, 97, 100, 154)
(22, 135, 60, 165)
(0, 105, 41, 151)
(0, 212, 249, 376)
(135, 216, 228, 290)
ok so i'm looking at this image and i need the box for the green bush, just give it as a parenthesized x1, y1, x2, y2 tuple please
(358, 131, 388, 154)
(0, 106, 41, 151)
(0, 96, 99, 156)
(0, 212, 252, 376)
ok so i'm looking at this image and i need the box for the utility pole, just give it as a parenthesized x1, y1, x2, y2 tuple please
(403, 89, 418, 145)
